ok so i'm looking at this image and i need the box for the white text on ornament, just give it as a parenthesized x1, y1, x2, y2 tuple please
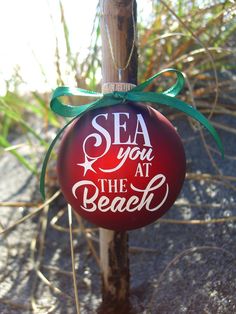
(72, 174, 169, 213)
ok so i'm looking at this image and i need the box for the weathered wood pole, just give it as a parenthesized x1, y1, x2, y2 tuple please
(99, 0, 137, 312)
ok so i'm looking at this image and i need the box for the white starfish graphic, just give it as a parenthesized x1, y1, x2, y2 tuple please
(77, 155, 97, 176)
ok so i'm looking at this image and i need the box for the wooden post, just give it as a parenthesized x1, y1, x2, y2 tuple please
(99, 0, 137, 312)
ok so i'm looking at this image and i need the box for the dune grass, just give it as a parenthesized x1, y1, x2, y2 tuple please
(0, 0, 236, 312)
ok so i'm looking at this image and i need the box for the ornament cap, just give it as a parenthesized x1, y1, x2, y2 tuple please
(102, 82, 136, 94)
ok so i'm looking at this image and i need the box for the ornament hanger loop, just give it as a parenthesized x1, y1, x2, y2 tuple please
(100, 0, 136, 77)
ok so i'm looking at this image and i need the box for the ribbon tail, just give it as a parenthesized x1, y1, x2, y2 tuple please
(40, 116, 78, 200)
(127, 92, 224, 158)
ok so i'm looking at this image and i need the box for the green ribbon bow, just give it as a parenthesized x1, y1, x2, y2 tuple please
(40, 68, 224, 199)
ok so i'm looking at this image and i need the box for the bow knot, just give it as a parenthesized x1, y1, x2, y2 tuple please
(112, 91, 128, 102)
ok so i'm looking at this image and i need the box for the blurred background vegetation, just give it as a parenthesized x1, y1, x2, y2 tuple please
(0, 1, 236, 312)
(0, 0, 235, 180)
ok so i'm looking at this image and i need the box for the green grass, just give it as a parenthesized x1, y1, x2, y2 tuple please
(0, 1, 235, 312)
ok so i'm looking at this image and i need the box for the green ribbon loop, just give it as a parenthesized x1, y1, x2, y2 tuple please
(40, 68, 224, 199)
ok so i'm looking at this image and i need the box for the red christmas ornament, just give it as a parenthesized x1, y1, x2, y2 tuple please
(57, 102, 186, 230)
